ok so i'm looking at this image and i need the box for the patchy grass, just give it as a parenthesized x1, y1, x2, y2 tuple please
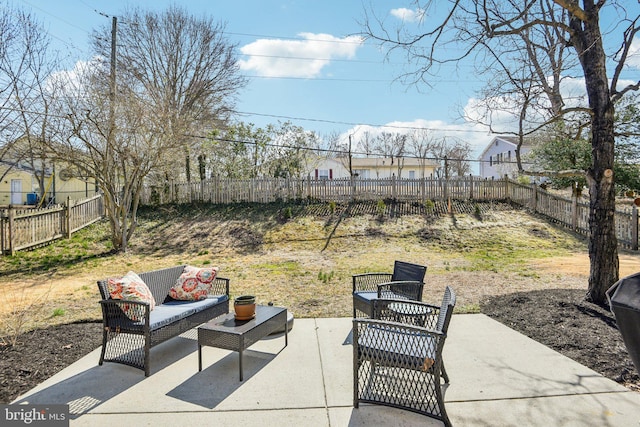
(1, 200, 631, 338)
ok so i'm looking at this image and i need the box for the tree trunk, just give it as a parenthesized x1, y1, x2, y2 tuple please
(573, 6, 619, 304)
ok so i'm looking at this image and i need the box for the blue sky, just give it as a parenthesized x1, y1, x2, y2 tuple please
(15, 0, 640, 168)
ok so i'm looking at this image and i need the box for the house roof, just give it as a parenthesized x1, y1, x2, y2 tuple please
(349, 157, 439, 168)
(478, 136, 534, 160)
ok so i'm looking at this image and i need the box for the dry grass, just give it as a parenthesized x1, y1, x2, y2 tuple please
(1, 201, 639, 337)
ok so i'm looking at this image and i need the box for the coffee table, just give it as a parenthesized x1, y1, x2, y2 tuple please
(197, 305, 288, 381)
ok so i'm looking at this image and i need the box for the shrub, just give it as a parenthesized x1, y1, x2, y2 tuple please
(376, 199, 386, 217)
(424, 199, 435, 213)
(282, 207, 293, 220)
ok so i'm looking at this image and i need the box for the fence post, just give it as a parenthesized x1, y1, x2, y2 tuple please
(65, 196, 72, 238)
(571, 192, 579, 232)
(8, 205, 15, 256)
(632, 205, 639, 251)
(504, 175, 510, 201)
(469, 174, 474, 200)
(392, 174, 397, 199)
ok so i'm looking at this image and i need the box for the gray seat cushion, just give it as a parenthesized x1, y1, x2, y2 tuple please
(149, 295, 227, 330)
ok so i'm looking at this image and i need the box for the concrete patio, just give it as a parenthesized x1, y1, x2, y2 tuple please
(14, 314, 640, 426)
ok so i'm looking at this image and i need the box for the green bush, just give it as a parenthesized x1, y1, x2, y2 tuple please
(424, 199, 435, 213)
(376, 199, 386, 217)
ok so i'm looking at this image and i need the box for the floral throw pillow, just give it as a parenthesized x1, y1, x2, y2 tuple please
(169, 266, 219, 301)
(107, 271, 156, 321)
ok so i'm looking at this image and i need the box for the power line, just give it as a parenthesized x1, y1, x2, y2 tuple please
(240, 53, 383, 64)
(242, 75, 392, 82)
(233, 110, 491, 133)
(185, 133, 531, 166)
(226, 31, 364, 45)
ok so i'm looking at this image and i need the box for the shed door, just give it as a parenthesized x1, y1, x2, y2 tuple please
(10, 179, 22, 205)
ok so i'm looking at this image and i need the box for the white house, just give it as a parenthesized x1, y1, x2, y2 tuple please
(308, 157, 440, 180)
(478, 136, 533, 179)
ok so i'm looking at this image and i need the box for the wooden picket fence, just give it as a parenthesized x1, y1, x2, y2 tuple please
(141, 175, 640, 250)
(142, 175, 511, 205)
(1, 177, 637, 255)
(0, 194, 104, 255)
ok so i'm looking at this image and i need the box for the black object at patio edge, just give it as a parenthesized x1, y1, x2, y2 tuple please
(607, 272, 640, 376)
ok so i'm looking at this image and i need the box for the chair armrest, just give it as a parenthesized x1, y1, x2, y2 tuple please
(352, 272, 393, 292)
(211, 277, 230, 297)
(353, 318, 445, 371)
(371, 298, 439, 328)
(377, 281, 424, 301)
(99, 299, 150, 329)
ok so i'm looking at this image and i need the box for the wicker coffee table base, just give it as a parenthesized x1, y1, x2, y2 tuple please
(197, 305, 288, 381)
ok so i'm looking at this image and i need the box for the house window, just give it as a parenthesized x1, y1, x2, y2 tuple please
(315, 169, 332, 180)
(489, 156, 493, 166)
(408, 170, 416, 179)
(354, 169, 369, 179)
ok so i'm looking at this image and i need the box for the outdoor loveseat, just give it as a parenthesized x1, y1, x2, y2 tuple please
(97, 265, 230, 376)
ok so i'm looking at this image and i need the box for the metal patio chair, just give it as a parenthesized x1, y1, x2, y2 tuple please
(352, 260, 427, 318)
(353, 286, 456, 427)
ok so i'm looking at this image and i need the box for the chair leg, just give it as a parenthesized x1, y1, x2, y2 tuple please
(436, 382, 452, 427)
(144, 337, 151, 377)
(441, 361, 449, 384)
(98, 327, 108, 366)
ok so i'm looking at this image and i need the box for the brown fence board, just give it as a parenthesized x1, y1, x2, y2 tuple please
(0, 195, 104, 255)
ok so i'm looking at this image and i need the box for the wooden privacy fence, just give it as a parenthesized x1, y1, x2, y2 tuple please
(0, 194, 104, 255)
(141, 175, 640, 250)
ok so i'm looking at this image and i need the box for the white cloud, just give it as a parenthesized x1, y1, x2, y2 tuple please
(626, 37, 640, 69)
(48, 57, 103, 95)
(238, 33, 363, 78)
(390, 8, 424, 23)
(340, 119, 493, 162)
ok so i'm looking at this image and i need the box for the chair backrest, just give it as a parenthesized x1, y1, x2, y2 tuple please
(391, 261, 427, 283)
(97, 265, 187, 304)
(435, 286, 456, 334)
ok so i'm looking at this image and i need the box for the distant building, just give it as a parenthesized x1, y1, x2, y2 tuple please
(0, 160, 98, 207)
(478, 136, 533, 179)
(308, 157, 440, 180)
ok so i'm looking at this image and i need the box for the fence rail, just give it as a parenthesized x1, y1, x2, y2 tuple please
(0, 194, 104, 255)
(141, 176, 640, 250)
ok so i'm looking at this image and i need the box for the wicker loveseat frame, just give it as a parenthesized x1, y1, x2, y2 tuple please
(97, 265, 230, 376)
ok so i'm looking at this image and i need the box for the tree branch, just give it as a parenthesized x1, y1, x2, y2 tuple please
(553, 0, 588, 21)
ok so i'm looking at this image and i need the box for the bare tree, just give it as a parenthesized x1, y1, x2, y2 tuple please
(373, 131, 407, 176)
(0, 5, 62, 196)
(0, 6, 64, 203)
(407, 129, 437, 178)
(53, 6, 246, 252)
(362, 1, 640, 304)
(92, 5, 247, 184)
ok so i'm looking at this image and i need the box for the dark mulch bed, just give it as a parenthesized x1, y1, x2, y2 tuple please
(1, 288, 638, 404)
(0, 321, 102, 403)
